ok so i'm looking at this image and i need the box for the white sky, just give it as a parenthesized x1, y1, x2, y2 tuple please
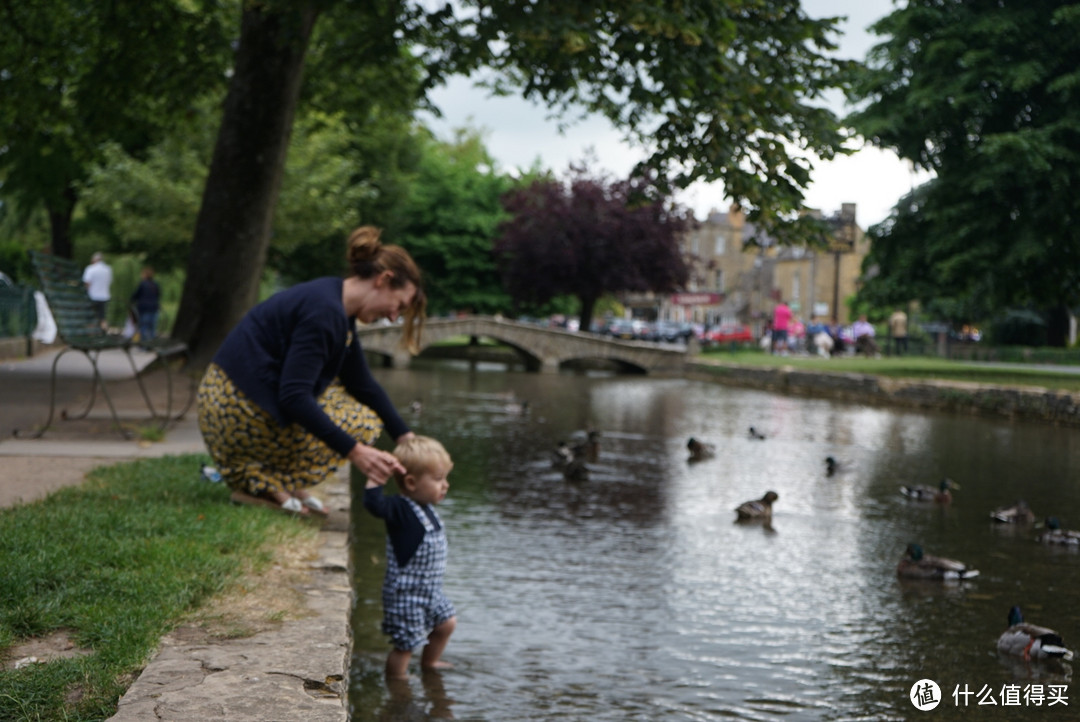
(423, 0, 927, 229)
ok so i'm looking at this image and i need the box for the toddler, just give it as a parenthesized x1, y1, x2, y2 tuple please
(363, 435, 456, 679)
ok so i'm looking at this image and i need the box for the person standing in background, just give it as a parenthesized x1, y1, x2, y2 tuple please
(82, 252, 113, 329)
(771, 299, 792, 355)
(889, 308, 909, 356)
(131, 266, 162, 345)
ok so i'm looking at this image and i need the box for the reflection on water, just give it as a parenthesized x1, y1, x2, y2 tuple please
(350, 360, 1080, 720)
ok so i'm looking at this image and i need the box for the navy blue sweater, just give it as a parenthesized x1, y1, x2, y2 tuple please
(211, 277, 409, 456)
(364, 485, 442, 568)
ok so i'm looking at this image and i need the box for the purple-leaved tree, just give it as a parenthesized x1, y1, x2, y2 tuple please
(495, 166, 692, 332)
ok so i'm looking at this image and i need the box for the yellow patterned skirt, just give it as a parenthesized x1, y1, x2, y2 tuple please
(196, 363, 383, 495)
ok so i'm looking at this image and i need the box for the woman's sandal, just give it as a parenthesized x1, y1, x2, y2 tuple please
(298, 495, 329, 516)
(229, 490, 309, 516)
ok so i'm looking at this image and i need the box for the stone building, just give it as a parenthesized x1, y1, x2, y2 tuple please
(644, 203, 868, 333)
(771, 204, 869, 326)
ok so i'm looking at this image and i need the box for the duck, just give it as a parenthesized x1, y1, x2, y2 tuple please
(562, 455, 589, 482)
(551, 435, 594, 480)
(687, 437, 716, 462)
(825, 456, 841, 476)
(896, 542, 979, 581)
(997, 606, 1074, 661)
(990, 499, 1035, 524)
(551, 440, 575, 470)
(504, 399, 530, 415)
(899, 478, 959, 503)
(748, 426, 767, 440)
(735, 491, 779, 521)
(1036, 517, 1080, 545)
(569, 429, 601, 462)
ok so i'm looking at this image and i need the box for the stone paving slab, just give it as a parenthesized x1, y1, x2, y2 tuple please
(108, 524, 351, 722)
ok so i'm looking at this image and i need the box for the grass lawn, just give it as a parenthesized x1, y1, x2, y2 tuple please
(0, 455, 318, 722)
(696, 349, 1080, 393)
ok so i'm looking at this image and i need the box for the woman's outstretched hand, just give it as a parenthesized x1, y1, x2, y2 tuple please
(349, 443, 405, 485)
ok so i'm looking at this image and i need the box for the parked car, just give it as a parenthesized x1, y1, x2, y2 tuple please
(631, 319, 653, 340)
(653, 320, 695, 343)
(704, 324, 754, 346)
(607, 319, 638, 339)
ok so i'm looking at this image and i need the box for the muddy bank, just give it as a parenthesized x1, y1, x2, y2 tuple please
(686, 360, 1080, 427)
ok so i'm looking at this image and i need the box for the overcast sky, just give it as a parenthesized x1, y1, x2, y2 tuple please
(423, 0, 926, 229)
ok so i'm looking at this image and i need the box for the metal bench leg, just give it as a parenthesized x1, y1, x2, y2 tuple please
(141, 350, 197, 425)
(25, 347, 73, 438)
(86, 350, 133, 439)
(122, 347, 164, 421)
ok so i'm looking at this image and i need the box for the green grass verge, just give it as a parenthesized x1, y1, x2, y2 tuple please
(0, 455, 313, 721)
(697, 349, 1080, 393)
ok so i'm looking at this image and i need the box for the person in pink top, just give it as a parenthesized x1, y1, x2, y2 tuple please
(771, 300, 792, 354)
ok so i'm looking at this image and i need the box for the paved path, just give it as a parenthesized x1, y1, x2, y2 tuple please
(0, 345, 351, 721)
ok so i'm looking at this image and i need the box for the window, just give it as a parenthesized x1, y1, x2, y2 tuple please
(715, 233, 726, 255)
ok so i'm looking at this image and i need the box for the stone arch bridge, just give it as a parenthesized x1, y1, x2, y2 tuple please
(356, 315, 688, 374)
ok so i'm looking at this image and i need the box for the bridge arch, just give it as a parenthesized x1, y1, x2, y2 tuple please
(356, 316, 686, 375)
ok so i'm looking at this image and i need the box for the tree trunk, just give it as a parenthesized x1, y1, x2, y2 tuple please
(173, 2, 320, 367)
(1046, 304, 1070, 347)
(579, 295, 597, 334)
(46, 186, 78, 259)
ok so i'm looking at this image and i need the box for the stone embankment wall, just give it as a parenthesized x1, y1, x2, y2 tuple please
(687, 361, 1080, 428)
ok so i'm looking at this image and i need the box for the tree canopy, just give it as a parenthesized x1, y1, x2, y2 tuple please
(495, 166, 691, 331)
(848, 0, 1080, 341)
(3, 1, 852, 362)
(0, 0, 232, 257)
(170, 0, 851, 362)
(392, 129, 514, 316)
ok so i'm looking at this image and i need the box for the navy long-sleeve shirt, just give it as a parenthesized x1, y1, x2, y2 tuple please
(211, 277, 409, 456)
(364, 485, 442, 568)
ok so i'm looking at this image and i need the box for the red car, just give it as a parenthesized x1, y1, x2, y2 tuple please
(704, 324, 754, 345)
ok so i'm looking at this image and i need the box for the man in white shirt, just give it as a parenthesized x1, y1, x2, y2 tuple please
(82, 252, 113, 329)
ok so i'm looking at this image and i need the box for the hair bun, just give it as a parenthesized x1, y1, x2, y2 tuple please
(346, 226, 382, 267)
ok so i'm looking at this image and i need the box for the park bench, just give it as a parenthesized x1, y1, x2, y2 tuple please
(24, 250, 194, 439)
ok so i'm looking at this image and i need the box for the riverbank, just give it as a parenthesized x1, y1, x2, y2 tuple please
(421, 339, 1080, 426)
(687, 357, 1080, 427)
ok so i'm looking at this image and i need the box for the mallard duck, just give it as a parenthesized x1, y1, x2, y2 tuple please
(1037, 517, 1080, 545)
(825, 456, 841, 476)
(748, 426, 767, 440)
(735, 491, 778, 520)
(990, 500, 1035, 524)
(552, 435, 593, 480)
(551, 440, 574, 470)
(899, 478, 959, 503)
(896, 543, 979, 580)
(562, 455, 589, 482)
(570, 429, 600, 462)
(504, 399, 530, 415)
(687, 437, 716, 462)
(997, 606, 1074, 661)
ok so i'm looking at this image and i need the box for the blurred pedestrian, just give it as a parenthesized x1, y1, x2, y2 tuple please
(82, 252, 112, 329)
(131, 266, 161, 345)
(889, 307, 909, 356)
(771, 299, 791, 355)
(852, 314, 880, 357)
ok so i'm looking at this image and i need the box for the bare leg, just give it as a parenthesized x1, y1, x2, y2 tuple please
(386, 648, 412, 679)
(421, 617, 457, 671)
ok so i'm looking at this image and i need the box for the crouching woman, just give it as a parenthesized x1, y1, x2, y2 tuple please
(196, 226, 423, 515)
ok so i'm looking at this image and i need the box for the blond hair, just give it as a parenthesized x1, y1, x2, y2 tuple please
(346, 225, 426, 354)
(393, 435, 453, 482)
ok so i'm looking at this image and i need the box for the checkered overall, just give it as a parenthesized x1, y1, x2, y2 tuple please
(382, 497, 455, 650)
